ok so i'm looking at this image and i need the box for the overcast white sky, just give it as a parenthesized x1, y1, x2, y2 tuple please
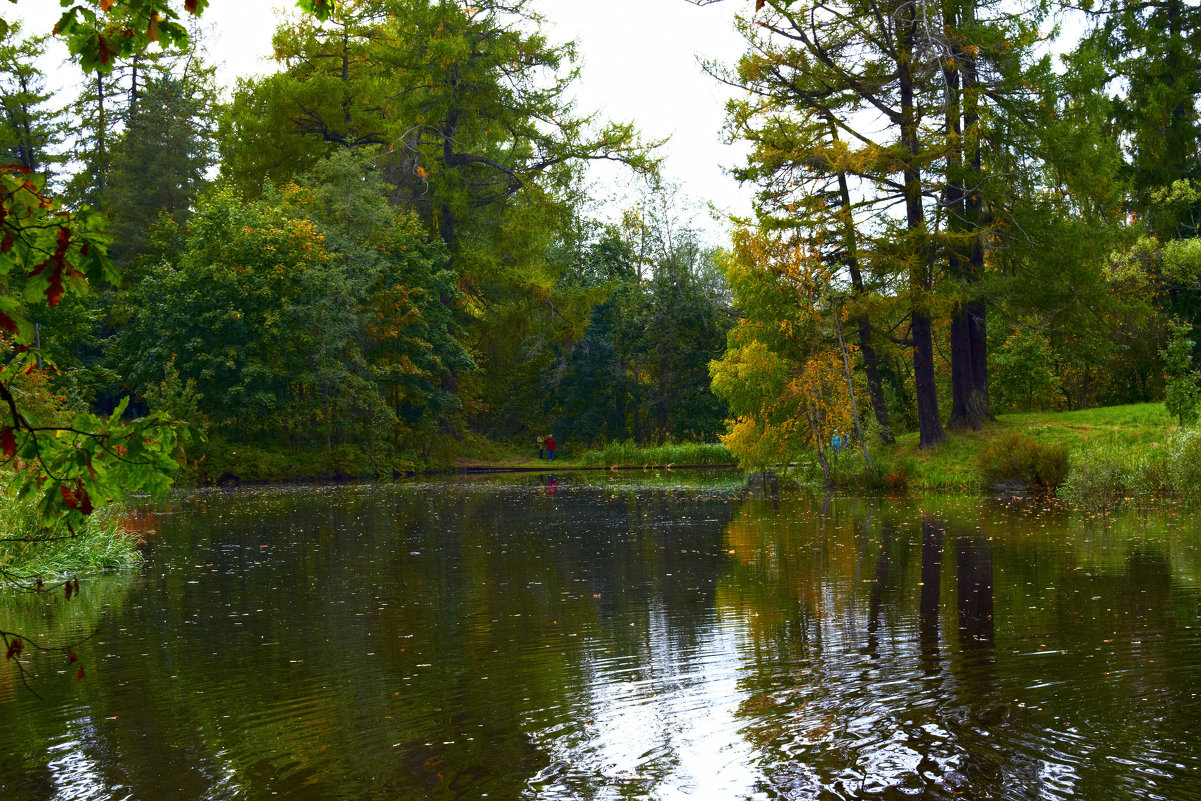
(11, 0, 757, 240)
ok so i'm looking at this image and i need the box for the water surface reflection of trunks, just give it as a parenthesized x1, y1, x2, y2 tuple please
(956, 535, 994, 648)
(920, 521, 944, 672)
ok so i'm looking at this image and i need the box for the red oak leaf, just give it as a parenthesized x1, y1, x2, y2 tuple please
(61, 479, 93, 514)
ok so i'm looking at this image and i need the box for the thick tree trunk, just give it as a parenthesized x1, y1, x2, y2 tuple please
(944, 0, 992, 430)
(943, 9, 976, 431)
(899, 2, 945, 448)
(947, 8, 991, 428)
(912, 311, 945, 447)
(963, 39, 991, 422)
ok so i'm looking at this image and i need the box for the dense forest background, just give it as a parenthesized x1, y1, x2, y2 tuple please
(1, 0, 1199, 487)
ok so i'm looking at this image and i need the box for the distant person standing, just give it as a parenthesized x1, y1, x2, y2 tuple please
(545, 434, 557, 461)
(536, 434, 546, 460)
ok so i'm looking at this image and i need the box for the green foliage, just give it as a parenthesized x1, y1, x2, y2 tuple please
(221, 0, 656, 444)
(219, 6, 388, 190)
(117, 183, 357, 443)
(988, 323, 1059, 413)
(552, 212, 732, 447)
(0, 487, 140, 578)
(1, 165, 188, 529)
(0, 24, 67, 186)
(1161, 318, 1200, 424)
(118, 154, 471, 461)
(285, 150, 474, 449)
(104, 72, 217, 275)
(143, 355, 205, 435)
(577, 440, 735, 469)
(193, 435, 418, 484)
(1083, 0, 1201, 235)
(1060, 442, 1140, 509)
(1162, 425, 1201, 495)
(977, 430, 1069, 489)
(1058, 423, 1201, 509)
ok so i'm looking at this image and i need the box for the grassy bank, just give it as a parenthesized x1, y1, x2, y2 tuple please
(450, 437, 736, 471)
(0, 487, 142, 578)
(577, 441, 736, 469)
(813, 403, 1198, 506)
(891, 403, 1173, 491)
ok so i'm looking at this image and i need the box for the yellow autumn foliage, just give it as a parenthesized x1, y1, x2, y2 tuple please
(712, 226, 866, 469)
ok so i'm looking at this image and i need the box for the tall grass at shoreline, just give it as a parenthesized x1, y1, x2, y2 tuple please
(0, 487, 142, 578)
(1059, 424, 1201, 509)
(578, 441, 736, 468)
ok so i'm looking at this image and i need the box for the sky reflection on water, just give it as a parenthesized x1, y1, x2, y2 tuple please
(2, 475, 1200, 800)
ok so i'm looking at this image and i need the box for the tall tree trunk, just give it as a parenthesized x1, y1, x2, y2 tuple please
(15, 73, 38, 173)
(96, 73, 107, 199)
(944, 2, 975, 431)
(963, 30, 991, 423)
(834, 164, 894, 444)
(941, 0, 992, 431)
(899, 1, 945, 448)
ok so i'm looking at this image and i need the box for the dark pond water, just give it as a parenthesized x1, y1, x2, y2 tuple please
(2, 472, 1201, 800)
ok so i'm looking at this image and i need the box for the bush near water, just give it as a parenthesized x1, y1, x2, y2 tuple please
(728, 403, 1199, 505)
(0, 487, 141, 579)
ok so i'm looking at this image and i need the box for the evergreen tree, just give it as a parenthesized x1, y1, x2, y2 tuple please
(1085, 0, 1201, 237)
(0, 24, 66, 187)
(103, 69, 217, 274)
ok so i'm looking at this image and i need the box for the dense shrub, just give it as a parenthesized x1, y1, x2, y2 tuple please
(1060, 425, 1201, 509)
(1164, 426, 1201, 495)
(1058, 442, 1134, 509)
(833, 453, 913, 492)
(977, 430, 1069, 489)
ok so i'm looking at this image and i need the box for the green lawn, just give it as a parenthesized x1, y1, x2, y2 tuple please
(876, 402, 1177, 493)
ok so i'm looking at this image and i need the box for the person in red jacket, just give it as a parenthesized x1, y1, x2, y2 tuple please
(544, 434, 557, 461)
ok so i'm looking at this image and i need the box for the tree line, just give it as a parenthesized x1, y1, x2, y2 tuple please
(1, 0, 1199, 512)
(709, 0, 1200, 471)
(1, 0, 734, 492)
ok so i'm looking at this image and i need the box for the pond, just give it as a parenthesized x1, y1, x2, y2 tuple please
(2, 473, 1200, 800)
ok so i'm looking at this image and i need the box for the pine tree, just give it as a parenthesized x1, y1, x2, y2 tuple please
(0, 25, 67, 187)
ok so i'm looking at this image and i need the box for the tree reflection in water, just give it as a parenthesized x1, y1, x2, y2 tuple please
(1, 481, 1200, 800)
